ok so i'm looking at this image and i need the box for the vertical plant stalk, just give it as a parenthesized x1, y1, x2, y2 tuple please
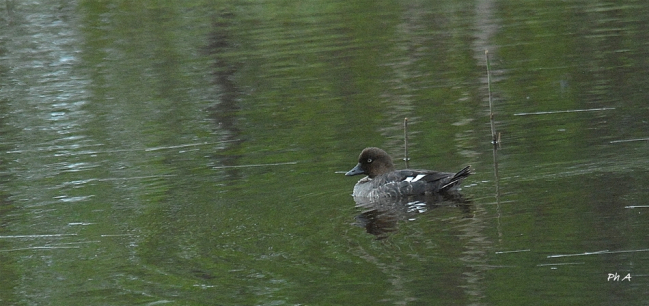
(403, 117, 410, 168)
(486, 50, 499, 146)
(486, 50, 502, 239)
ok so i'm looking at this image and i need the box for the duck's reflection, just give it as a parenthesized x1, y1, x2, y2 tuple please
(353, 192, 472, 239)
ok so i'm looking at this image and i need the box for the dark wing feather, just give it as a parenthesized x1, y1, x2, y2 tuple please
(373, 169, 460, 196)
(357, 166, 471, 198)
(439, 165, 471, 191)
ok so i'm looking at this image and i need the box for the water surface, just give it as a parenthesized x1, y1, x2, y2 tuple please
(0, 1, 648, 305)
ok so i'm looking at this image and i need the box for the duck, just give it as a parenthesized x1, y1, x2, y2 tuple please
(345, 147, 471, 198)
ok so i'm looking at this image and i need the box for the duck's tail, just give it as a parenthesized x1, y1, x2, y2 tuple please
(440, 165, 471, 192)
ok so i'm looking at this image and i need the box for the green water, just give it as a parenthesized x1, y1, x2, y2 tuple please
(0, 1, 648, 305)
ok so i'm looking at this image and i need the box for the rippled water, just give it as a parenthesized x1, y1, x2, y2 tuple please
(1, 1, 648, 305)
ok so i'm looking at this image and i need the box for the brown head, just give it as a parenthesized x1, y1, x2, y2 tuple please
(345, 147, 396, 178)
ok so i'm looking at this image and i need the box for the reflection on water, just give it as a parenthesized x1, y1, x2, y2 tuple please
(206, 11, 245, 181)
(353, 192, 472, 239)
(1, 0, 649, 305)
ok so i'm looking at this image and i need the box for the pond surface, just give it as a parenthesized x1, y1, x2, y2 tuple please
(1, 1, 648, 305)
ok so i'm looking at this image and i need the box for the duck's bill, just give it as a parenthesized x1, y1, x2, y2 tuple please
(345, 163, 365, 176)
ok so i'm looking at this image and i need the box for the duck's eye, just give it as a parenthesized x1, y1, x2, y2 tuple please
(366, 158, 373, 163)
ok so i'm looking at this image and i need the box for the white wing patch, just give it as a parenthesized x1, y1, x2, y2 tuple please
(406, 201, 427, 213)
(404, 174, 426, 182)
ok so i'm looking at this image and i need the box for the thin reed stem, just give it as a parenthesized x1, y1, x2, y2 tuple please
(403, 117, 410, 168)
(486, 50, 498, 145)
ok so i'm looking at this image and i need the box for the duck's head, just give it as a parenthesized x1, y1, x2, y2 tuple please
(345, 147, 396, 178)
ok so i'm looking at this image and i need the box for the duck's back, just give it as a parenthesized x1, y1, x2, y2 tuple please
(352, 167, 470, 198)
